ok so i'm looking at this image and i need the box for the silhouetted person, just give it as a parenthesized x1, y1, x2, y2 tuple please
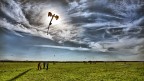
(38, 62, 41, 70)
(43, 62, 46, 69)
(46, 63, 49, 70)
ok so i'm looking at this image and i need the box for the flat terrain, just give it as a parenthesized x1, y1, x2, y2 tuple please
(0, 62, 144, 81)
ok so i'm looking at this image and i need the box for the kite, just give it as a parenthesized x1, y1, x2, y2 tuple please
(47, 12, 59, 35)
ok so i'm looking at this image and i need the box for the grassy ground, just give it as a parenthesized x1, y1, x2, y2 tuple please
(0, 62, 144, 81)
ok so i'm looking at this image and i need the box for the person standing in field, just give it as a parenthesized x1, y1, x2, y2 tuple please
(38, 62, 41, 70)
(46, 62, 49, 70)
(43, 62, 46, 69)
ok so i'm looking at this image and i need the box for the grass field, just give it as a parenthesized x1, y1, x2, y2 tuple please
(0, 62, 144, 81)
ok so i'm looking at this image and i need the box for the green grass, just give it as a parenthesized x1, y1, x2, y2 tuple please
(0, 62, 144, 81)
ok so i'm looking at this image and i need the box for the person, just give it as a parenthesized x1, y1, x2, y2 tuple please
(38, 62, 41, 70)
(43, 62, 46, 69)
(46, 62, 49, 70)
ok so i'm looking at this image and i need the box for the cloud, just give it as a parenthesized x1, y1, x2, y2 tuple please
(0, 0, 144, 55)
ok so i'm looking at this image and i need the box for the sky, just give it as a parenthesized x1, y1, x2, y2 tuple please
(0, 0, 144, 61)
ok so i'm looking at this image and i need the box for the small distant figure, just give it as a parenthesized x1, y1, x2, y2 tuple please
(46, 62, 49, 70)
(38, 62, 49, 70)
(38, 62, 41, 70)
(43, 62, 46, 69)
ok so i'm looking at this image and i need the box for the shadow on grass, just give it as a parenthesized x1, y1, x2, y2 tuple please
(8, 69, 32, 81)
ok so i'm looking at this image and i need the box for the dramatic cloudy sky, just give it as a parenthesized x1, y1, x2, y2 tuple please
(0, 0, 144, 61)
